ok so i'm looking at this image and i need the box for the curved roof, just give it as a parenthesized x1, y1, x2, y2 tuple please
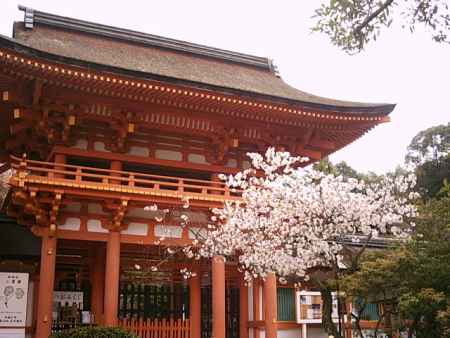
(4, 6, 395, 114)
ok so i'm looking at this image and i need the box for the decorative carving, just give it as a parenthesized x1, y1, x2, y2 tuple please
(103, 199, 129, 231)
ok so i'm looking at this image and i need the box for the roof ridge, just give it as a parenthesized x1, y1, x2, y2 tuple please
(18, 5, 277, 72)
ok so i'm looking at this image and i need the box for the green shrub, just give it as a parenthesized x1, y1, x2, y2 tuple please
(50, 326, 138, 338)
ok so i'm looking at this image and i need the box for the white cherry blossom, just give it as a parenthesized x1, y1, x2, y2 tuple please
(196, 148, 417, 282)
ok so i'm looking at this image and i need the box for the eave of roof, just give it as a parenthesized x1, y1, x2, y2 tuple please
(2, 6, 395, 115)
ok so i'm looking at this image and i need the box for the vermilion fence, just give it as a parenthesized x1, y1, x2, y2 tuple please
(120, 318, 190, 338)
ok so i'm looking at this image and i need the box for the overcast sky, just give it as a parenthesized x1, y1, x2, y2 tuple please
(1, 0, 449, 174)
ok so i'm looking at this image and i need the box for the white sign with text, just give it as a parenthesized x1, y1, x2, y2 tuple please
(0, 272, 29, 338)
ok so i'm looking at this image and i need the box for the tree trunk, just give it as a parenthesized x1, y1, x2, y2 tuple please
(319, 286, 344, 338)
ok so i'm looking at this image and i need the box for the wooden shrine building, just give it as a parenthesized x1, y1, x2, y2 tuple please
(0, 6, 394, 338)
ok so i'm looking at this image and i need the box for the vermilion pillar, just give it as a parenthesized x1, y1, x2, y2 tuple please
(90, 246, 105, 324)
(54, 153, 66, 179)
(212, 256, 225, 338)
(239, 274, 249, 338)
(104, 230, 121, 326)
(35, 234, 57, 338)
(189, 269, 201, 338)
(264, 273, 278, 338)
(110, 160, 122, 185)
(253, 279, 261, 338)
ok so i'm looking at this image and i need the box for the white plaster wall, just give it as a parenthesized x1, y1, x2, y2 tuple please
(93, 141, 109, 152)
(188, 153, 207, 164)
(154, 225, 183, 238)
(58, 217, 81, 231)
(278, 329, 301, 338)
(128, 146, 149, 157)
(155, 149, 182, 161)
(87, 219, 107, 233)
(121, 222, 148, 236)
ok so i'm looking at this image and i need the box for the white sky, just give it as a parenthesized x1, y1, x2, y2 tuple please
(1, 0, 449, 174)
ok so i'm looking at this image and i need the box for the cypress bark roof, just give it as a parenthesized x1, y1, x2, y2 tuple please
(6, 6, 394, 114)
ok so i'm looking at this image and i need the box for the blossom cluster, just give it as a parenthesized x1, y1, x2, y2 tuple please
(196, 148, 418, 282)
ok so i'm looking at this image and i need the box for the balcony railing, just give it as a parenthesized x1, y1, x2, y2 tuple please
(10, 155, 241, 204)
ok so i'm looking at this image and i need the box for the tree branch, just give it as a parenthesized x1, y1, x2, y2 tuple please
(355, 0, 395, 33)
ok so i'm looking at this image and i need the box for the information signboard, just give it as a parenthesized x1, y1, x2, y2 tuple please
(0, 272, 29, 338)
(295, 290, 341, 324)
(0, 272, 29, 327)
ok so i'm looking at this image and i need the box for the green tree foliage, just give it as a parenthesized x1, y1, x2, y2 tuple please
(407, 123, 450, 200)
(406, 123, 450, 165)
(312, 0, 450, 53)
(313, 157, 364, 180)
(341, 196, 450, 337)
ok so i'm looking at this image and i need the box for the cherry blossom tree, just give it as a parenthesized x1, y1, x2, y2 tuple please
(191, 148, 417, 337)
(198, 148, 417, 281)
(142, 148, 418, 337)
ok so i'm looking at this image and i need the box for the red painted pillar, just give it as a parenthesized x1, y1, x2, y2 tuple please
(90, 246, 105, 325)
(35, 234, 57, 338)
(110, 160, 122, 185)
(253, 279, 261, 338)
(54, 153, 66, 179)
(212, 256, 225, 338)
(189, 269, 201, 338)
(104, 230, 121, 326)
(240, 274, 249, 338)
(264, 273, 278, 338)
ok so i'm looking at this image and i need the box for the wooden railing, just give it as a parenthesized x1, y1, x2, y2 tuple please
(120, 318, 190, 338)
(10, 155, 241, 203)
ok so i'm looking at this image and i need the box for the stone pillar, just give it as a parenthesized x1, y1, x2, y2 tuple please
(103, 230, 121, 326)
(212, 256, 225, 338)
(90, 246, 105, 324)
(35, 234, 57, 338)
(239, 274, 249, 338)
(264, 273, 278, 338)
(189, 269, 201, 338)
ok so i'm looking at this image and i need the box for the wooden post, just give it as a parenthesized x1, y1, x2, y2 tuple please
(110, 160, 122, 185)
(302, 323, 307, 338)
(104, 230, 121, 326)
(90, 245, 105, 324)
(212, 256, 225, 338)
(253, 279, 261, 338)
(189, 268, 201, 338)
(264, 273, 278, 338)
(54, 153, 66, 179)
(35, 234, 57, 338)
(239, 274, 249, 338)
